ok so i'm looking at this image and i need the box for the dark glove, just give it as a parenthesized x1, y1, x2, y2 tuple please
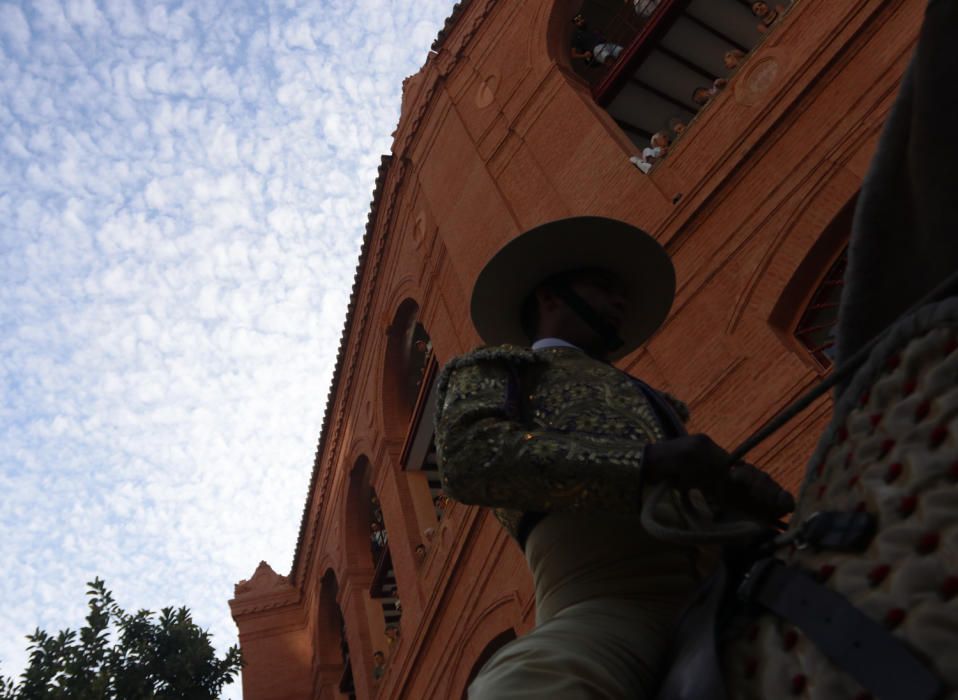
(643, 434, 795, 520)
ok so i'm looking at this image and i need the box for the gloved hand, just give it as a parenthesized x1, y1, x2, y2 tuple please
(643, 434, 795, 520)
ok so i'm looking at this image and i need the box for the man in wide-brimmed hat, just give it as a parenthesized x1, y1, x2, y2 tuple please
(435, 217, 793, 698)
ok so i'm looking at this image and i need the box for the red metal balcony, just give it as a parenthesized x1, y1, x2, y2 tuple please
(573, 0, 788, 149)
(399, 355, 445, 514)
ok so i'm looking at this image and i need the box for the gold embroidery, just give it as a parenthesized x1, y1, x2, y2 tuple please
(435, 345, 687, 540)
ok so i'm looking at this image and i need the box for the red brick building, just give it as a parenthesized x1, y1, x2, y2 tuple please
(229, 1, 924, 697)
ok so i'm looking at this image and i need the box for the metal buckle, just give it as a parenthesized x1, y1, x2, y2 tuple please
(802, 510, 876, 551)
(774, 510, 876, 552)
(794, 511, 820, 550)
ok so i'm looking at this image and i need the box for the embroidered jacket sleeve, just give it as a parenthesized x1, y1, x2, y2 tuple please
(435, 345, 663, 515)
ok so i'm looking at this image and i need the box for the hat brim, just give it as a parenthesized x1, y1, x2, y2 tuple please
(470, 217, 675, 360)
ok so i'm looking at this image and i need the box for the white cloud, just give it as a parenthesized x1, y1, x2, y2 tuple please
(146, 4, 167, 35)
(64, 0, 105, 33)
(284, 20, 316, 51)
(0, 4, 30, 54)
(0, 0, 457, 696)
(103, 0, 143, 37)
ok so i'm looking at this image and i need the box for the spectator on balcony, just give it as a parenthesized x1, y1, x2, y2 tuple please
(629, 155, 651, 174)
(385, 623, 400, 652)
(631, 131, 671, 174)
(372, 651, 386, 681)
(644, 131, 670, 165)
(692, 78, 728, 107)
(570, 13, 623, 66)
(752, 1, 787, 34)
(415, 543, 427, 563)
(668, 117, 687, 137)
(626, 0, 661, 19)
(724, 49, 746, 70)
(692, 87, 710, 106)
(433, 493, 448, 517)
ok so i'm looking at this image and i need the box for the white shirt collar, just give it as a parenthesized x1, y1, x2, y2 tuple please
(531, 337, 582, 351)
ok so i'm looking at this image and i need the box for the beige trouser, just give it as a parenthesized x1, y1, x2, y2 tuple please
(469, 513, 708, 699)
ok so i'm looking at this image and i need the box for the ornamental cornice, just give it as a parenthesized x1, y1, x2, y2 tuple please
(290, 0, 499, 589)
(393, 0, 498, 162)
(229, 594, 302, 619)
(229, 562, 301, 619)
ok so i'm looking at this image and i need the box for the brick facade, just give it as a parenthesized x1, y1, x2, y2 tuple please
(229, 1, 924, 697)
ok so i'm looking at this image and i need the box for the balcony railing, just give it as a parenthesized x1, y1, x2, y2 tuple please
(369, 542, 394, 599)
(399, 354, 446, 519)
(573, 0, 790, 151)
(370, 523, 388, 563)
(399, 353, 438, 469)
(369, 547, 402, 645)
(591, 0, 688, 105)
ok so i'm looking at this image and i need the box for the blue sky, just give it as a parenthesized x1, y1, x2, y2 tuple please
(0, 0, 456, 693)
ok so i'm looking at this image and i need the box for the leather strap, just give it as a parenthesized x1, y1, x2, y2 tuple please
(740, 559, 943, 700)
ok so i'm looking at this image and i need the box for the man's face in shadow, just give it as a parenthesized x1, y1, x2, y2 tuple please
(534, 268, 630, 359)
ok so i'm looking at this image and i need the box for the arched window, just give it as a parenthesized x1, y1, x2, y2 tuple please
(562, 0, 794, 156)
(368, 488, 402, 632)
(770, 193, 856, 372)
(345, 458, 404, 636)
(384, 300, 445, 551)
(398, 349, 445, 527)
(384, 299, 433, 436)
(793, 249, 847, 367)
(316, 571, 355, 700)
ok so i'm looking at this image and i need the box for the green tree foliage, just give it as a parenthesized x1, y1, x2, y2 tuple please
(0, 579, 242, 699)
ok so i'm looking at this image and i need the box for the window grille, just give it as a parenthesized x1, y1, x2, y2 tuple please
(793, 248, 847, 369)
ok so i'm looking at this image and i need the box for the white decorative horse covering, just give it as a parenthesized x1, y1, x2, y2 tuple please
(723, 299, 958, 699)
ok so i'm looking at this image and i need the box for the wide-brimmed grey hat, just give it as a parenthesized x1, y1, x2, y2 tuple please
(470, 216, 675, 360)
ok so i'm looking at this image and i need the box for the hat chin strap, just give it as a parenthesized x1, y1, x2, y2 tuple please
(552, 284, 625, 355)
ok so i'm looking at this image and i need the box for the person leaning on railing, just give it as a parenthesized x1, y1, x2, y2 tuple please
(570, 12, 623, 67)
(752, 1, 788, 34)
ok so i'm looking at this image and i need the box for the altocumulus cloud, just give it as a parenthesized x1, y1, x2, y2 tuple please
(0, 0, 455, 693)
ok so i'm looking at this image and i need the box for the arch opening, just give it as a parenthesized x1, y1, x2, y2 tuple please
(383, 299, 433, 439)
(368, 487, 402, 633)
(316, 571, 355, 700)
(344, 456, 404, 653)
(770, 192, 857, 371)
(382, 299, 445, 553)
